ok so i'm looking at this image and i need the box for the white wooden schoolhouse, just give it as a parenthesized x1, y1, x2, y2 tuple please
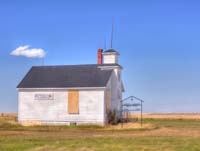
(17, 48, 124, 126)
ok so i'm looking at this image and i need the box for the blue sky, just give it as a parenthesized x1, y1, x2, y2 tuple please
(1, 0, 200, 112)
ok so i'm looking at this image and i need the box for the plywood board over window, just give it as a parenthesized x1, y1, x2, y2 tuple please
(68, 90, 79, 114)
(106, 90, 111, 113)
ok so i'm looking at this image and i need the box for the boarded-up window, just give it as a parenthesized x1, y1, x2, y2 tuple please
(106, 90, 111, 113)
(68, 90, 79, 114)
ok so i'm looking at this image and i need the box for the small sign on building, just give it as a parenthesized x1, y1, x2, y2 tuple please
(35, 93, 54, 100)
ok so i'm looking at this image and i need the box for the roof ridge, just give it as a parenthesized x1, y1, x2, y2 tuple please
(32, 64, 99, 68)
(32, 63, 122, 68)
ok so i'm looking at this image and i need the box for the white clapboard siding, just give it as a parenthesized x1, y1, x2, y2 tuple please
(18, 89, 105, 125)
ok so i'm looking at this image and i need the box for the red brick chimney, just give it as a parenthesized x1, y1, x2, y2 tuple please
(97, 48, 103, 64)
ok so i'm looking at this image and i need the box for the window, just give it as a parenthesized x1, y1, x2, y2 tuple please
(106, 90, 111, 113)
(117, 71, 121, 82)
(118, 88, 121, 99)
(68, 90, 79, 114)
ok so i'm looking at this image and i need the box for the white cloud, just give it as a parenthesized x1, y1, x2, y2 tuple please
(10, 45, 46, 58)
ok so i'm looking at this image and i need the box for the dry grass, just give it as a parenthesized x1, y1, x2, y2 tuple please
(0, 113, 155, 130)
(0, 113, 200, 138)
(106, 122, 155, 130)
(0, 113, 200, 151)
(130, 113, 200, 120)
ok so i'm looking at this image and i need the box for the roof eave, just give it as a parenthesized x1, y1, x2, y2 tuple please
(102, 52, 119, 55)
(17, 87, 107, 91)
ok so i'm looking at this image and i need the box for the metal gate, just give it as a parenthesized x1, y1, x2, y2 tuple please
(120, 96, 144, 128)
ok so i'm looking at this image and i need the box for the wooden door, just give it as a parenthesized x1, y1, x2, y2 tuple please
(68, 90, 79, 114)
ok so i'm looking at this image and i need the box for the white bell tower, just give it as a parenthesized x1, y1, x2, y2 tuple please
(102, 49, 119, 64)
(101, 48, 122, 83)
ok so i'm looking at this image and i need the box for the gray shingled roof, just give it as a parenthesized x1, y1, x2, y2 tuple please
(17, 64, 113, 88)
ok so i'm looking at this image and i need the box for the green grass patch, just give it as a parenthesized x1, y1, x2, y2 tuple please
(0, 137, 200, 151)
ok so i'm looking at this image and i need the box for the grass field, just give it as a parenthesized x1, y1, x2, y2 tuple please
(0, 113, 200, 151)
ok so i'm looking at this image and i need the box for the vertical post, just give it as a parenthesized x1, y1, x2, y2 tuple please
(121, 100, 123, 128)
(104, 37, 107, 50)
(141, 101, 143, 128)
(110, 18, 114, 48)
